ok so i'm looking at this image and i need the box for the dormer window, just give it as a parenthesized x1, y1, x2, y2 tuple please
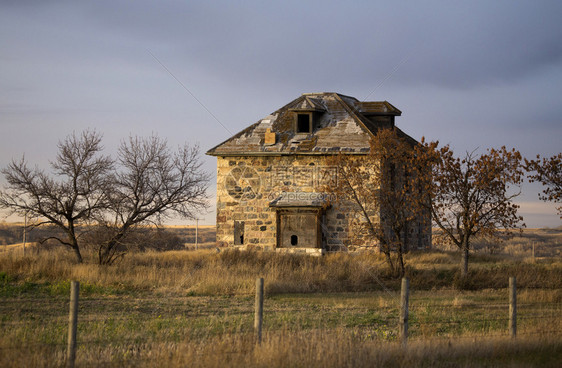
(296, 113, 312, 133)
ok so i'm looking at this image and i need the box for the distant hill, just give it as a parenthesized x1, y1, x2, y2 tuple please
(432, 227, 561, 257)
(0, 223, 217, 251)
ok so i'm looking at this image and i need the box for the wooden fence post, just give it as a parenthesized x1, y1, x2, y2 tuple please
(255, 277, 264, 344)
(67, 281, 79, 368)
(509, 277, 516, 338)
(399, 277, 409, 347)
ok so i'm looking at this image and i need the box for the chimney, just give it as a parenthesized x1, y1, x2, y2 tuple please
(264, 128, 276, 145)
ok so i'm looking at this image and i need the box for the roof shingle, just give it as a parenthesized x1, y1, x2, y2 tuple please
(206, 92, 415, 156)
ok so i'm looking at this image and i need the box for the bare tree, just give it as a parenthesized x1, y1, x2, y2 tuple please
(327, 128, 429, 277)
(96, 136, 209, 264)
(525, 153, 562, 219)
(418, 143, 525, 278)
(0, 131, 113, 262)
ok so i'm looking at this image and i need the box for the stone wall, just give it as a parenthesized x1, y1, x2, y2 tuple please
(214, 155, 431, 251)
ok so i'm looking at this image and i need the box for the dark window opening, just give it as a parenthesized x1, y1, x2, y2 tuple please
(234, 221, 245, 245)
(297, 114, 311, 133)
(290, 235, 298, 246)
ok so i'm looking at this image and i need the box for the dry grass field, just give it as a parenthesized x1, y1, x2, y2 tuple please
(1, 226, 561, 367)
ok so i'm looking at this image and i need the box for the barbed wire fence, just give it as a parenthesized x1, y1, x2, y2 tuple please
(1, 277, 561, 367)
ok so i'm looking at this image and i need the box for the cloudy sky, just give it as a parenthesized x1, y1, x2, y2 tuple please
(1, 0, 561, 227)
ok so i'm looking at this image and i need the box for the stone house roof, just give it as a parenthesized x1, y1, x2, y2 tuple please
(206, 92, 416, 156)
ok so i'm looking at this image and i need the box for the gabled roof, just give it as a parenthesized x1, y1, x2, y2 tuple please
(288, 96, 326, 112)
(206, 92, 416, 156)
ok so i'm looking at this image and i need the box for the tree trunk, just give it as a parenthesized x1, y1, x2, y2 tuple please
(67, 223, 83, 263)
(397, 251, 405, 277)
(383, 249, 394, 274)
(99, 230, 126, 265)
(72, 245, 83, 263)
(99, 239, 118, 265)
(68, 232, 83, 263)
(460, 244, 469, 278)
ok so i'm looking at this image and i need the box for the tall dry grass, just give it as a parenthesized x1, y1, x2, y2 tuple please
(1, 329, 560, 368)
(160, 331, 562, 368)
(0, 248, 394, 295)
(1, 247, 561, 295)
(2, 247, 561, 367)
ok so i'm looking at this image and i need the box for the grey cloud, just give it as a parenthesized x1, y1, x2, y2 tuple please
(5, 1, 561, 91)
(69, 1, 562, 90)
(1, 0, 561, 228)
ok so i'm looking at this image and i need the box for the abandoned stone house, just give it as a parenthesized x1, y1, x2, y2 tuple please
(206, 92, 431, 254)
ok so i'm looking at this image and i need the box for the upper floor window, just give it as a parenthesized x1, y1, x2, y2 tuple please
(296, 113, 312, 133)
